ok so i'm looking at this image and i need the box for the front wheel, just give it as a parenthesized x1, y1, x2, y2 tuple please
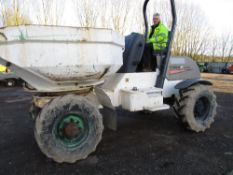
(174, 84, 217, 132)
(34, 95, 104, 163)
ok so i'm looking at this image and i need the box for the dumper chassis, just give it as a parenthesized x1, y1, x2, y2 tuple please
(0, 0, 217, 163)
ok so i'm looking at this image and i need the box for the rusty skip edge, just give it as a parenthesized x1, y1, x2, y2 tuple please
(0, 56, 107, 93)
(0, 24, 114, 32)
(32, 88, 92, 108)
(0, 25, 125, 48)
(40, 70, 104, 82)
(34, 67, 110, 88)
(0, 39, 124, 48)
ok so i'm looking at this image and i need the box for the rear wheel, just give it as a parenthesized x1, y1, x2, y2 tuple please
(174, 84, 217, 132)
(34, 95, 104, 163)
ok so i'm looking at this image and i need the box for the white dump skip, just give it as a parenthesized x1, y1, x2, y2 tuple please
(0, 25, 124, 92)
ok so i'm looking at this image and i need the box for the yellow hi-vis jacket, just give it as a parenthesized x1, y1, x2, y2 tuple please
(0, 65, 7, 72)
(147, 22, 169, 52)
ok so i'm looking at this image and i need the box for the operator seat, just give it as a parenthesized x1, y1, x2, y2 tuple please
(118, 33, 145, 73)
(118, 32, 170, 73)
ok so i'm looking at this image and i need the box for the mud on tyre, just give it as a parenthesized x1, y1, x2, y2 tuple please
(34, 94, 104, 163)
(174, 84, 217, 132)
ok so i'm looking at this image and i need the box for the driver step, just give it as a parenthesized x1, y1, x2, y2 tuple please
(144, 104, 170, 112)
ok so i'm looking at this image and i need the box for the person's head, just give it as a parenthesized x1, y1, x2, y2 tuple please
(153, 13, 161, 25)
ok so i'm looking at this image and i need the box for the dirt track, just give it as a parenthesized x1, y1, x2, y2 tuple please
(201, 73, 233, 93)
(0, 74, 232, 175)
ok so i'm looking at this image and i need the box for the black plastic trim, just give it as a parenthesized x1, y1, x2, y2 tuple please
(175, 79, 213, 90)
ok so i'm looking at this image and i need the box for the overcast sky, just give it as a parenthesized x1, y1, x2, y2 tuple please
(10, 0, 233, 36)
(64, 0, 233, 35)
(193, 0, 233, 35)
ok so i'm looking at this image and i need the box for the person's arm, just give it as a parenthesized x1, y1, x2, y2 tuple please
(147, 36, 156, 43)
(147, 27, 168, 43)
(147, 32, 167, 44)
(155, 32, 168, 43)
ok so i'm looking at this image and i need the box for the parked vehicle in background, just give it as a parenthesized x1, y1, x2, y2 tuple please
(220, 63, 233, 74)
(197, 62, 208, 72)
(0, 64, 22, 87)
(227, 63, 233, 74)
(207, 62, 225, 73)
(200, 62, 233, 74)
(221, 63, 228, 74)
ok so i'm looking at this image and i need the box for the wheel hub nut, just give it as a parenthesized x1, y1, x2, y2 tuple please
(64, 123, 80, 139)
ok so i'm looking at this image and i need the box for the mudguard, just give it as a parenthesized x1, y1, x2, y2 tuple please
(175, 79, 213, 90)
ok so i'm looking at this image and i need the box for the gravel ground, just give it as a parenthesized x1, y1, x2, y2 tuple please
(0, 85, 232, 175)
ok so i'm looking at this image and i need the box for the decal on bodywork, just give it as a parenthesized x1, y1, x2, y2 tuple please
(168, 66, 192, 75)
(167, 57, 201, 81)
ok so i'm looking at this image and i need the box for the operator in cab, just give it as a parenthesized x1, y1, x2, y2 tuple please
(141, 13, 169, 71)
(0, 64, 7, 73)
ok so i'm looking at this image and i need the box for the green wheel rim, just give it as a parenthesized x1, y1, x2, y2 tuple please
(53, 114, 88, 148)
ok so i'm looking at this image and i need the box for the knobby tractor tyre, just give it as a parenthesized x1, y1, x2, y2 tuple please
(34, 95, 104, 163)
(173, 84, 217, 132)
